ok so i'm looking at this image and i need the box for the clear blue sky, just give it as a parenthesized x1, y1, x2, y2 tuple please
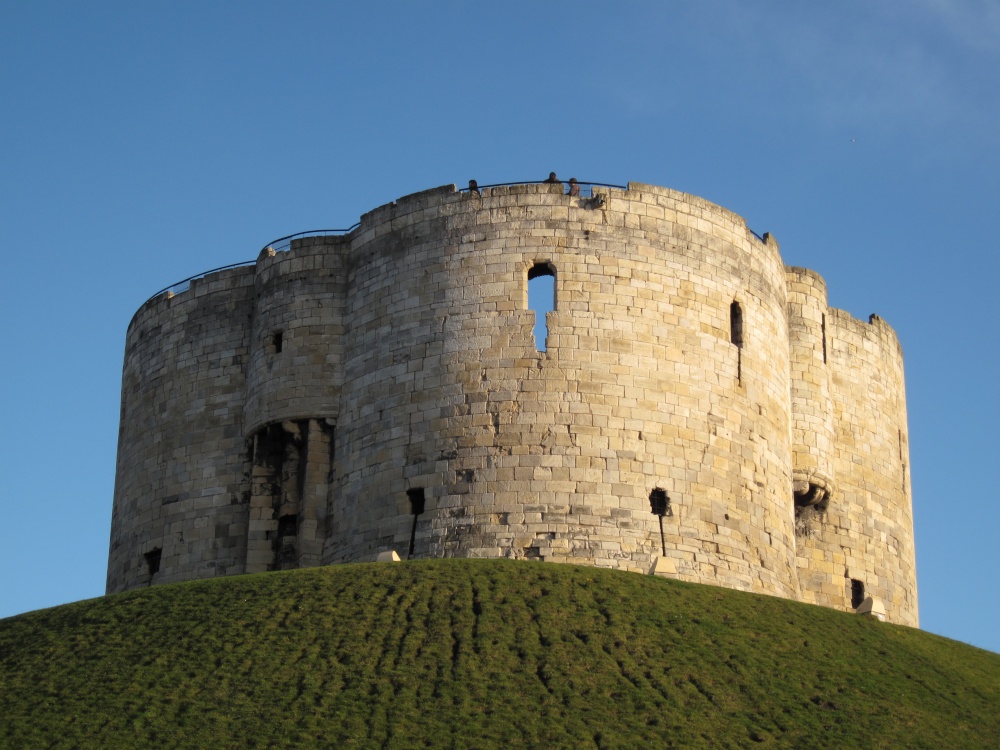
(1, 1, 997, 653)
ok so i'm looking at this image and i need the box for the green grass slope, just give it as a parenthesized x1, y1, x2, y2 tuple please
(1, 560, 997, 749)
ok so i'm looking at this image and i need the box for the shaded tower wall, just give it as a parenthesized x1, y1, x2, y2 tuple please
(242, 236, 347, 572)
(107, 268, 255, 592)
(326, 183, 800, 598)
(793, 308, 918, 626)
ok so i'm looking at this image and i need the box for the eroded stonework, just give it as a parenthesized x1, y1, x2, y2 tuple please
(107, 181, 917, 626)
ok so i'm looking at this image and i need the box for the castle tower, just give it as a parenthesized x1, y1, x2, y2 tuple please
(107, 181, 917, 626)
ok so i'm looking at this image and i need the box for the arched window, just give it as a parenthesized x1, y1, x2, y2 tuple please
(527, 262, 555, 352)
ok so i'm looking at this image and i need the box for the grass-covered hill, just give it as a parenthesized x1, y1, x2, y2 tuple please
(1, 560, 997, 749)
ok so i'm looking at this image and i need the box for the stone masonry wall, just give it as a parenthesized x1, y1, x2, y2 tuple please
(107, 267, 255, 592)
(328, 183, 799, 599)
(795, 309, 917, 626)
(107, 181, 917, 626)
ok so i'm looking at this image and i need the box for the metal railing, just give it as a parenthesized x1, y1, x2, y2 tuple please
(258, 226, 359, 255)
(460, 179, 627, 197)
(140, 180, 766, 307)
(144, 260, 258, 302)
(142, 227, 358, 305)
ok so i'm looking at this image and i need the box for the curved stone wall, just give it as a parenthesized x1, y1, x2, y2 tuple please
(786, 268, 837, 508)
(107, 267, 254, 592)
(106, 181, 917, 626)
(244, 235, 348, 435)
(326, 183, 798, 598)
(795, 310, 917, 626)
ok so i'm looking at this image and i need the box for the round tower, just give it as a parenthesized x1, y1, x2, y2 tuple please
(107, 179, 917, 625)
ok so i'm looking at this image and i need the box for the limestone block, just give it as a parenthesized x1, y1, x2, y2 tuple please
(855, 596, 886, 621)
(650, 556, 677, 576)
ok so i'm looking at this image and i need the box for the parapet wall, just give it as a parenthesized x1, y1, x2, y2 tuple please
(107, 181, 917, 626)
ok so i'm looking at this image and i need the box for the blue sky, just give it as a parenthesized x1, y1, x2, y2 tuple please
(1, 1, 997, 653)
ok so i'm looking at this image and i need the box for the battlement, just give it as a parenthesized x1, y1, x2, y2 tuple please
(108, 179, 916, 626)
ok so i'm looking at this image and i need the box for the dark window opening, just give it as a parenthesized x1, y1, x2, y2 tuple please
(272, 331, 284, 354)
(144, 548, 162, 577)
(850, 579, 865, 609)
(730, 301, 744, 384)
(821, 314, 827, 364)
(729, 301, 744, 348)
(407, 488, 426, 558)
(407, 488, 426, 516)
(649, 488, 671, 516)
(528, 263, 555, 352)
(277, 514, 297, 538)
(649, 488, 672, 556)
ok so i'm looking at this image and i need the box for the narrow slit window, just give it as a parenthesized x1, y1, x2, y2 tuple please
(899, 429, 907, 490)
(729, 301, 744, 348)
(272, 331, 284, 354)
(730, 301, 744, 384)
(527, 263, 555, 352)
(407, 488, 426, 558)
(821, 314, 827, 364)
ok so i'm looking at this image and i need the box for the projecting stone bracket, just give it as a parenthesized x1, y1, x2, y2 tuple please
(793, 471, 835, 539)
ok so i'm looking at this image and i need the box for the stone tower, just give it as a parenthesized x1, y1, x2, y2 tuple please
(107, 181, 917, 626)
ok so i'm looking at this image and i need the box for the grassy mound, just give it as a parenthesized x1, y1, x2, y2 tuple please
(1, 559, 997, 749)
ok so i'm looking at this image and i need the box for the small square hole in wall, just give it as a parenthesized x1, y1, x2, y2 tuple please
(649, 488, 671, 517)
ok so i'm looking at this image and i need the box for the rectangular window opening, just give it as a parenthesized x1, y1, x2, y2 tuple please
(144, 548, 162, 577)
(729, 301, 744, 348)
(730, 301, 744, 384)
(850, 578, 865, 609)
